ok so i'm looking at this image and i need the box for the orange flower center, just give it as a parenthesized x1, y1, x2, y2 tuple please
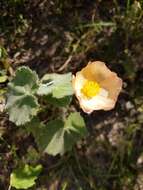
(81, 80, 100, 98)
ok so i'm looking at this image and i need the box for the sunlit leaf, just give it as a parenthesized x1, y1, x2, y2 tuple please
(0, 75, 8, 83)
(64, 112, 86, 135)
(0, 46, 8, 59)
(37, 73, 73, 98)
(10, 164, 42, 189)
(28, 118, 64, 155)
(29, 112, 87, 156)
(6, 66, 39, 125)
(64, 112, 87, 151)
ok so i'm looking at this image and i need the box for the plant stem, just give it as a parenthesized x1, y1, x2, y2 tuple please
(126, 0, 131, 14)
(8, 185, 11, 190)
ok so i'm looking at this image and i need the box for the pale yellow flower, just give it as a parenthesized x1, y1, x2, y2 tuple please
(72, 61, 123, 114)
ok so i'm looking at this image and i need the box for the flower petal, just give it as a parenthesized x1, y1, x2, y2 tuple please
(100, 73, 122, 101)
(72, 72, 86, 97)
(81, 61, 114, 83)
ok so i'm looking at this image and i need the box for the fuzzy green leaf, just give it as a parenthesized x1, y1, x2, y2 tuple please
(37, 73, 73, 98)
(45, 95, 72, 107)
(28, 118, 64, 155)
(6, 66, 39, 126)
(29, 113, 87, 156)
(11, 66, 39, 92)
(10, 164, 42, 189)
(64, 112, 87, 151)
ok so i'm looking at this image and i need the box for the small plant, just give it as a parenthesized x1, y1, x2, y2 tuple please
(6, 66, 87, 156)
(10, 164, 42, 189)
(5, 61, 122, 189)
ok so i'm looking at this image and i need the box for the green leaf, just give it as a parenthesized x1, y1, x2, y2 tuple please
(28, 118, 65, 155)
(0, 75, 8, 83)
(37, 73, 73, 98)
(12, 66, 39, 93)
(65, 112, 87, 135)
(26, 147, 40, 163)
(45, 95, 72, 107)
(0, 46, 8, 59)
(6, 66, 39, 126)
(29, 113, 87, 156)
(10, 164, 42, 189)
(64, 112, 87, 151)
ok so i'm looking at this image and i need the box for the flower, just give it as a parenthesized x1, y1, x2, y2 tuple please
(72, 61, 123, 114)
